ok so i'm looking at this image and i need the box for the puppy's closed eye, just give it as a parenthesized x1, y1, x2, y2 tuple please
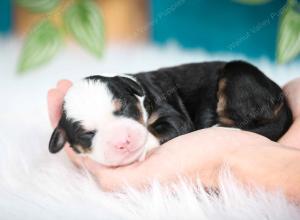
(78, 131, 96, 147)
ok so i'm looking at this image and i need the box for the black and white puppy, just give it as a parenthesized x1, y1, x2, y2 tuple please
(49, 60, 293, 166)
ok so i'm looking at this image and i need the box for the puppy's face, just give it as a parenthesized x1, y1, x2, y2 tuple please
(49, 75, 159, 166)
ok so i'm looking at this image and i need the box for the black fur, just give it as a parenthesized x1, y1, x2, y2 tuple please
(134, 60, 292, 143)
(49, 60, 293, 154)
(49, 111, 96, 153)
(49, 75, 143, 153)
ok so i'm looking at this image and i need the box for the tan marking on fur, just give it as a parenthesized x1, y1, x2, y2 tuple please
(273, 102, 284, 116)
(147, 112, 161, 140)
(136, 102, 145, 124)
(74, 145, 91, 154)
(147, 112, 159, 125)
(217, 79, 226, 114)
(219, 117, 235, 126)
(217, 79, 235, 126)
(113, 99, 122, 111)
(217, 96, 226, 114)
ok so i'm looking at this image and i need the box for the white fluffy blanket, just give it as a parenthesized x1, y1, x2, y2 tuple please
(0, 38, 300, 219)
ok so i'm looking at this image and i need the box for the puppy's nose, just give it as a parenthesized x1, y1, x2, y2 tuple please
(109, 135, 137, 152)
(114, 138, 131, 151)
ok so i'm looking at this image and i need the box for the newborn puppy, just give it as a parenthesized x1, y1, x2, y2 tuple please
(49, 60, 292, 166)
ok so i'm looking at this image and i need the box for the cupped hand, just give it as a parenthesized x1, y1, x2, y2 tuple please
(47, 80, 82, 166)
(47, 79, 299, 191)
(283, 78, 300, 118)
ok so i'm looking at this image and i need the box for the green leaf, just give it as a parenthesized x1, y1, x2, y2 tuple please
(16, 0, 60, 13)
(18, 20, 63, 73)
(63, 0, 104, 57)
(232, 0, 272, 5)
(277, 1, 300, 64)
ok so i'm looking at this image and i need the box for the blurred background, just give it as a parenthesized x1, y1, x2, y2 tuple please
(1, 0, 300, 72)
(1, 1, 300, 218)
(0, 0, 300, 118)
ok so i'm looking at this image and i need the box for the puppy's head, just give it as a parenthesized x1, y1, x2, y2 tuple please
(49, 75, 159, 166)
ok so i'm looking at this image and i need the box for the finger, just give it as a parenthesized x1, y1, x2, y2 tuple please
(81, 157, 139, 191)
(64, 145, 85, 168)
(283, 78, 300, 118)
(283, 77, 300, 99)
(82, 157, 107, 176)
(56, 79, 72, 89)
(56, 79, 73, 95)
(81, 157, 125, 191)
(47, 89, 65, 128)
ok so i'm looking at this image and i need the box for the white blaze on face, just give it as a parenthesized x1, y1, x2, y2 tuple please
(64, 80, 114, 130)
(64, 79, 159, 166)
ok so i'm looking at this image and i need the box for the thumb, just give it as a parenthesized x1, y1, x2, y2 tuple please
(82, 156, 107, 176)
(82, 157, 149, 191)
(47, 89, 64, 128)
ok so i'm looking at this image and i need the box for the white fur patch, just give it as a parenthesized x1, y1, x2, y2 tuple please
(213, 124, 241, 131)
(64, 79, 114, 131)
(120, 74, 137, 81)
(63, 77, 159, 165)
(121, 74, 149, 124)
(137, 95, 148, 123)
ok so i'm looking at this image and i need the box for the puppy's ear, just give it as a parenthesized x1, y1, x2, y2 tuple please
(118, 76, 144, 97)
(49, 128, 67, 153)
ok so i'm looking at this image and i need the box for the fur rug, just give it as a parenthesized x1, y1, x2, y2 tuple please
(0, 38, 300, 219)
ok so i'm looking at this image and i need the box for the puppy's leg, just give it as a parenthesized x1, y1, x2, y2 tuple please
(216, 61, 292, 141)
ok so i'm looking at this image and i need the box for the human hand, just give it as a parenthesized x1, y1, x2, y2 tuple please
(278, 78, 300, 149)
(48, 80, 274, 190)
(47, 80, 82, 166)
(283, 77, 300, 119)
(48, 80, 275, 191)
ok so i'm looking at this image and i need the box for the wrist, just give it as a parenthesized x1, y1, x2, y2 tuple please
(217, 131, 275, 182)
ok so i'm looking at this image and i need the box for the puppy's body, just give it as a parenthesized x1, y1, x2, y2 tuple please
(134, 61, 223, 143)
(49, 61, 293, 166)
(134, 61, 292, 142)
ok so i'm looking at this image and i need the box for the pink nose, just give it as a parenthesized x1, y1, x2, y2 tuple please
(115, 139, 131, 151)
(109, 135, 137, 152)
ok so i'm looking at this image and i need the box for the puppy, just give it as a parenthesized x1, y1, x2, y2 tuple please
(49, 60, 293, 166)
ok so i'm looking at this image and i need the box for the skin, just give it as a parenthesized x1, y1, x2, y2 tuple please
(48, 78, 300, 203)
